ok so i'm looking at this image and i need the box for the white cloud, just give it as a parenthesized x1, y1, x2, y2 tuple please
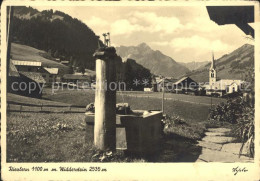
(110, 19, 143, 35)
(150, 41, 170, 46)
(108, 11, 183, 36)
(84, 16, 109, 27)
(183, 16, 218, 32)
(132, 12, 182, 34)
(170, 35, 232, 52)
(83, 16, 109, 35)
(32, 6, 250, 62)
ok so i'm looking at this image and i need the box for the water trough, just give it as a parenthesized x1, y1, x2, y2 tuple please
(85, 110, 163, 154)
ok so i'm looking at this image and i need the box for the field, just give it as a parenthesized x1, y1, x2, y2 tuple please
(6, 90, 227, 162)
(7, 112, 92, 162)
(43, 89, 226, 122)
(11, 43, 69, 72)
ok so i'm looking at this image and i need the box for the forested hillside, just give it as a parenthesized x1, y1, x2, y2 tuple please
(179, 61, 209, 71)
(12, 6, 99, 70)
(11, 6, 152, 90)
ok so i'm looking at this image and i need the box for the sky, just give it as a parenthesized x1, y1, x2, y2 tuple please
(33, 6, 254, 63)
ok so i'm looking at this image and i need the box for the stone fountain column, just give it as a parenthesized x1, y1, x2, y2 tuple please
(93, 47, 117, 150)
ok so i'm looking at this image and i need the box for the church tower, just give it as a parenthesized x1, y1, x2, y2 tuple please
(209, 52, 217, 86)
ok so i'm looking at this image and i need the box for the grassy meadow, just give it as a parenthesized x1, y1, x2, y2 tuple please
(7, 112, 92, 162)
(43, 89, 225, 123)
(6, 90, 227, 162)
(11, 43, 68, 72)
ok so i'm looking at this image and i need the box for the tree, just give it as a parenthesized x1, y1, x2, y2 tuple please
(48, 49, 52, 56)
(69, 56, 74, 64)
(54, 50, 59, 58)
(12, 6, 100, 71)
(68, 65, 74, 74)
(78, 66, 85, 75)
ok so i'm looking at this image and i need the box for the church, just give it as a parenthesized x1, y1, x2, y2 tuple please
(204, 53, 246, 97)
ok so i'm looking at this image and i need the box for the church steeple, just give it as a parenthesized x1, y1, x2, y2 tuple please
(209, 51, 217, 85)
(210, 51, 216, 69)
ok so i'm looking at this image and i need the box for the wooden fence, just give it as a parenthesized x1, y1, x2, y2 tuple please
(123, 94, 217, 106)
(7, 101, 86, 114)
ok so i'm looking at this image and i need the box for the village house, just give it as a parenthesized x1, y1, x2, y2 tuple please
(144, 87, 153, 92)
(8, 60, 46, 98)
(204, 53, 246, 97)
(157, 77, 177, 92)
(60, 60, 69, 65)
(172, 76, 198, 94)
(154, 76, 198, 94)
(12, 60, 59, 84)
(62, 74, 92, 88)
(41, 67, 59, 84)
(12, 60, 42, 72)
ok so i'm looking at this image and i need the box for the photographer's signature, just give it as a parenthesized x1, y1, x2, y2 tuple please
(232, 166, 248, 175)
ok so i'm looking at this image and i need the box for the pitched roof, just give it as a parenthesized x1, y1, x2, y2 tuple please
(173, 76, 198, 86)
(63, 74, 91, 80)
(206, 79, 245, 90)
(9, 60, 20, 77)
(43, 67, 59, 75)
(19, 71, 46, 83)
(12, 60, 42, 67)
(217, 79, 244, 86)
(157, 78, 177, 84)
(173, 76, 188, 85)
(61, 61, 69, 64)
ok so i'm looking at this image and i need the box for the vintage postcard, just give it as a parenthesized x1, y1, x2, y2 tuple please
(1, 0, 260, 180)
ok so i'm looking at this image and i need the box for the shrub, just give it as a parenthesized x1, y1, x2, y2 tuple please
(208, 96, 255, 157)
(208, 97, 244, 124)
(236, 106, 254, 157)
(162, 114, 187, 129)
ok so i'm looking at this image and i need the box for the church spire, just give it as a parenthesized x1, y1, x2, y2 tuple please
(209, 51, 217, 85)
(210, 51, 216, 69)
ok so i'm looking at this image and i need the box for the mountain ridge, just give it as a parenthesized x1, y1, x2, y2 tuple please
(179, 61, 210, 71)
(116, 42, 190, 78)
(185, 43, 254, 83)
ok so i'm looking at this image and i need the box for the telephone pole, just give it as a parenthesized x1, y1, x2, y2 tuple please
(162, 77, 165, 114)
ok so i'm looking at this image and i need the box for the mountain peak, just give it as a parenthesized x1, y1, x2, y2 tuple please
(242, 43, 254, 48)
(116, 43, 190, 77)
(137, 42, 151, 49)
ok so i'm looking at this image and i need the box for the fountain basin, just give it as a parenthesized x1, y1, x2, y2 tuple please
(85, 110, 163, 154)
